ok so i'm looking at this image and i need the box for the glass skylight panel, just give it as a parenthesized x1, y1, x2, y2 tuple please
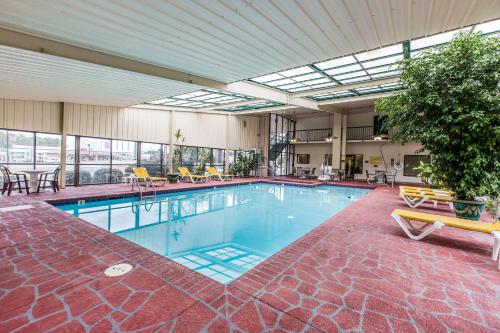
(475, 19, 500, 34)
(278, 83, 304, 90)
(366, 65, 392, 74)
(355, 44, 402, 62)
(315, 55, 356, 70)
(266, 78, 295, 86)
(370, 71, 399, 79)
(292, 73, 323, 81)
(362, 54, 403, 69)
(279, 66, 313, 77)
(301, 78, 330, 86)
(149, 98, 175, 104)
(411, 27, 471, 50)
(175, 91, 209, 99)
(340, 76, 371, 84)
(191, 93, 223, 101)
(252, 73, 283, 83)
(334, 71, 366, 81)
(325, 63, 363, 76)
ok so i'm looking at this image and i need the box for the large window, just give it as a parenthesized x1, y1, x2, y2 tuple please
(404, 155, 430, 177)
(140, 142, 162, 177)
(0, 129, 77, 185)
(79, 137, 112, 184)
(112, 140, 137, 182)
(0, 129, 225, 185)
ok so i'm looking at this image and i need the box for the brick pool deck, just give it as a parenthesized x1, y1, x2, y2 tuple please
(0, 178, 498, 332)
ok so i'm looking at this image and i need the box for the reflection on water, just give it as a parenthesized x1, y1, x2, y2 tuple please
(59, 184, 369, 283)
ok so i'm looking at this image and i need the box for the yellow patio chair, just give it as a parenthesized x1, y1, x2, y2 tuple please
(133, 167, 167, 186)
(207, 166, 234, 181)
(178, 167, 208, 183)
(399, 189, 454, 209)
(391, 209, 500, 269)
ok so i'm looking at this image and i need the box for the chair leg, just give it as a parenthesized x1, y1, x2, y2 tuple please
(391, 213, 444, 241)
(1, 182, 7, 195)
(24, 176, 30, 195)
(7, 182, 14, 196)
(16, 175, 22, 193)
(492, 231, 500, 261)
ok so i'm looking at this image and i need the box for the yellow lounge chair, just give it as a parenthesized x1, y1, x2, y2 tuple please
(399, 186, 453, 196)
(133, 167, 167, 186)
(399, 190, 454, 209)
(391, 209, 500, 269)
(178, 167, 208, 183)
(207, 166, 234, 181)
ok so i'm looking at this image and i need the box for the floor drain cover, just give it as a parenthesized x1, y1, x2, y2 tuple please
(104, 263, 133, 277)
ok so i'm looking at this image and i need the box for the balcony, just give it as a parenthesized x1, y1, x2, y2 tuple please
(287, 127, 395, 144)
(288, 128, 334, 144)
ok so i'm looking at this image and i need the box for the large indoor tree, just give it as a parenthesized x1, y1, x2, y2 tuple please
(376, 32, 499, 203)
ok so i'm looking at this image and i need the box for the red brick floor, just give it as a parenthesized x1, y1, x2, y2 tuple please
(0, 178, 498, 332)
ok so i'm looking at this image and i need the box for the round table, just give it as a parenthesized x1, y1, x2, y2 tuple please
(22, 170, 47, 192)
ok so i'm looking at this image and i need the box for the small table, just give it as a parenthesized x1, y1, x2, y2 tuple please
(22, 170, 47, 192)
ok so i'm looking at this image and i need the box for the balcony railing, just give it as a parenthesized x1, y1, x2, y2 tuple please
(288, 128, 333, 143)
(346, 126, 396, 141)
(287, 127, 396, 143)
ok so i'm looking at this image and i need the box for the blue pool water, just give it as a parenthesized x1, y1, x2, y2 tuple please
(58, 183, 369, 283)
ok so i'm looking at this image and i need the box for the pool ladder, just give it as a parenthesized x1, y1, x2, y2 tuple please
(131, 177, 157, 212)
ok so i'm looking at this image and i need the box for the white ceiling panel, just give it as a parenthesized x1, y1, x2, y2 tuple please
(0, 45, 201, 107)
(0, 0, 497, 84)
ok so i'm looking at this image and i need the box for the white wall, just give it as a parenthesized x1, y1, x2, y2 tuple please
(295, 115, 331, 130)
(346, 109, 374, 127)
(0, 98, 262, 151)
(294, 143, 331, 174)
(346, 142, 424, 183)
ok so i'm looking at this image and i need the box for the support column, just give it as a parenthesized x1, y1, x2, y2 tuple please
(168, 110, 174, 174)
(340, 113, 347, 171)
(60, 103, 68, 188)
(331, 112, 342, 169)
(224, 114, 230, 172)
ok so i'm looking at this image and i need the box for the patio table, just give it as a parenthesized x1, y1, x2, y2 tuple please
(22, 170, 46, 192)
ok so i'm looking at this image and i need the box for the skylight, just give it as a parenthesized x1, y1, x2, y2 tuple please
(249, 19, 500, 96)
(307, 82, 402, 101)
(147, 89, 255, 108)
(250, 43, 403, 93)
(215, 101, 285, 112)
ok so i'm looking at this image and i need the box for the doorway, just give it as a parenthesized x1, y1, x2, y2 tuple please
(345, 154, 363, 179)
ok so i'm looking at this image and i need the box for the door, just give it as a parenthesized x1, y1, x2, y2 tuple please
(345, 155, 355, 179)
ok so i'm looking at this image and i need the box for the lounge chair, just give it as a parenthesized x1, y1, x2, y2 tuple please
(399, 185, 453, 196)
(178, 167, 208, 183)
(391, 209, 500, 269)
(207, 166, 234, 181)
(133, 167, 167, 186)
(399, 189, 454, 209)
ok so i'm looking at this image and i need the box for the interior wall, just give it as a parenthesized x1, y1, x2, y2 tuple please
(346, 142, 424, 183)
(64, 103, 170, 143)
(227, 115, 260, 150)
(0, 98, 260, 151)
(295, 115, 330, 130)
(346, 108, 374, 127)
(0, 98, 61, 133)
(294, 143, 331, 173)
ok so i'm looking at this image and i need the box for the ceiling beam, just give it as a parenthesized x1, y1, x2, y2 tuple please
(0, 27, 226, 90)
(317, 91, 396, 105)
(225, 81, 320, 111)
(292, 77, 400, 98)
(198, 99, 266, 112)
(231, 105, 298, 115)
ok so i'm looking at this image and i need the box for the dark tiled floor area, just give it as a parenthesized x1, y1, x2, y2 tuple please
(0, 178, 498, 332)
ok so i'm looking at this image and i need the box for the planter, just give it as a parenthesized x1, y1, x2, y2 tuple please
(167, 174, 179, 184)
(453, 200, 485, 220)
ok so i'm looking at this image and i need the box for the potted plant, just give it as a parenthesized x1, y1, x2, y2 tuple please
(376, 32, 499, 220)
